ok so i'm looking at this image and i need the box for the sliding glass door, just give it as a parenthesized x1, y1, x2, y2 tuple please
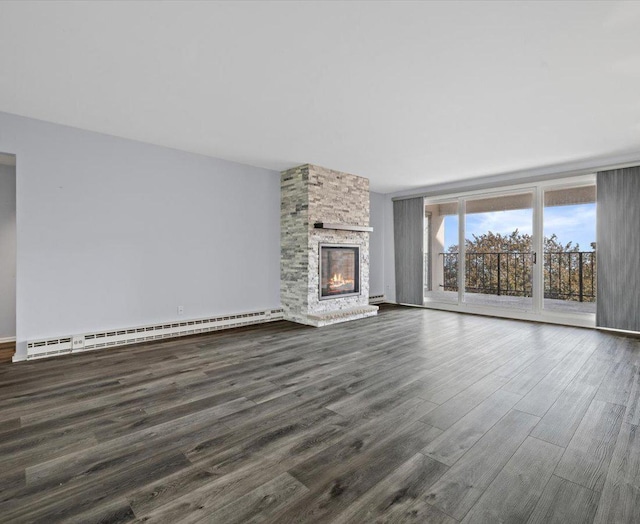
(542, 184, 596, 314)
(420, 175, 596, 325)
(463, 191, 535, 310)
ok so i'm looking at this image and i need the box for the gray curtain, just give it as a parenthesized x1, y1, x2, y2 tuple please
(393, 197, 424, 305)
(596, 166, 640, 331)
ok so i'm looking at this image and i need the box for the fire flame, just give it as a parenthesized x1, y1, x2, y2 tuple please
(328, 273, 353, 290)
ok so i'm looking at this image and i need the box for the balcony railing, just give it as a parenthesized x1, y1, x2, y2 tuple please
(439, 251, 596, 302)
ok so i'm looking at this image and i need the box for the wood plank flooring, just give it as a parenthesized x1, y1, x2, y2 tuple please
(0, 304, 639, 523)
(0, 341, 15, 363)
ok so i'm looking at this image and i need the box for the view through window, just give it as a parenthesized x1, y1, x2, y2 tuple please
(423, 182, 596, 316)
(543, 186, 596, 313)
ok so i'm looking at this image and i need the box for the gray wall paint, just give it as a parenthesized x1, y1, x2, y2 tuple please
(0, 164, 16, 338)
(0, 112, 281, 360)
(597, 167, 640, 332)
(393, 198, 424, 305)
(369, 191, 385, 296)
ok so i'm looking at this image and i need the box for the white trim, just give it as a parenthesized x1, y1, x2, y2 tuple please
(533, 185, 544, 314)
(597, 326, 640, 336)
(24, 308, 284, 361)
(539, 175, 596, 192)
(420, 174, 595, 203)
(410, 301, 596, 329)
(391, 155, 635, 200)
(0, 336, 16, 343)
(458, 197, 466, 305)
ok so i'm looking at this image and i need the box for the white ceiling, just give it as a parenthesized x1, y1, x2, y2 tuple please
(1, 1, 639, 193)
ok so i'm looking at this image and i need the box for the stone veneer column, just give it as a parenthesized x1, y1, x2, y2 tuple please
(280, 165, 310, 324)
(280, 164, 378, 327)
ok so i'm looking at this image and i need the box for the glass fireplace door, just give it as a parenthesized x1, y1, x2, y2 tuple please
(319, 244, 360, 299)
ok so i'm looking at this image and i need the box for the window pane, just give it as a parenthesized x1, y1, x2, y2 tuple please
(463, 192, 534, 310)
(424, 200, 459, 304)
(543, 186, 596, 314)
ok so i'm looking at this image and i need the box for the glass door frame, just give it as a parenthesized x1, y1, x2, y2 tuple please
(537, 178, 597, 317)
(421, 174, 596, 328)
(459, 187, 537, 311)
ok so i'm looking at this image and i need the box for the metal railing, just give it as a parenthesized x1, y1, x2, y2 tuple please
(544, 251, 596, 302)
(440, 251, 596, 302)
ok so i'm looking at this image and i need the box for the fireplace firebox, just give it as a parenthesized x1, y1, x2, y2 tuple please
(319, 244, 360, 299)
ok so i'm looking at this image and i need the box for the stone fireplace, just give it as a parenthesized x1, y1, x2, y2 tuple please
(280, 164, 378, 327)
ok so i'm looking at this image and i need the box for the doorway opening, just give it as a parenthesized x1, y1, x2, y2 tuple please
(0, 152, 16, 363)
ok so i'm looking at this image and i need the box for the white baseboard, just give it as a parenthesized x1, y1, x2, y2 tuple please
(368, 294, 385, 305)
(24, 308, 284, 361)
(0, 336, 16, 344)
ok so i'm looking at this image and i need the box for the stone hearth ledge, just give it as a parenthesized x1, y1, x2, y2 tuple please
(305, 305, 379, 327)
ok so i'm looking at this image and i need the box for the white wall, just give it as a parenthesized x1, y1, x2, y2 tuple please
(369, 191, 385, 297)
(0, 112, 281, 360)
(0, 164, 16, 339)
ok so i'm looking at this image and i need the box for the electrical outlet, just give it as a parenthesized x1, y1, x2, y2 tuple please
(177, 305, 184, 315)
(72, 335, 85, 350)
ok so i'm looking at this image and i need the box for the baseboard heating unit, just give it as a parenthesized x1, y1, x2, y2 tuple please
(369, 295, 385, 305)
(26, 308, 284, 360)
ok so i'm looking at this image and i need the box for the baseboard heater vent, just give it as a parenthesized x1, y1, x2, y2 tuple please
(369, 295, 385, 305)
(26, 308, 284, 360)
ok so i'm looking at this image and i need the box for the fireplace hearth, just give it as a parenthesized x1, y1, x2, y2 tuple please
(320, 244, 360, 299)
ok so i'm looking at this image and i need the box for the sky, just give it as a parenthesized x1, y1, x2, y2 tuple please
(443, 203, 596, 251)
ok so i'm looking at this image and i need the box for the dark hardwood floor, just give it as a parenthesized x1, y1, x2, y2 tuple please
(0, 341, 15, 363)
(0, 305, 639, 523)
